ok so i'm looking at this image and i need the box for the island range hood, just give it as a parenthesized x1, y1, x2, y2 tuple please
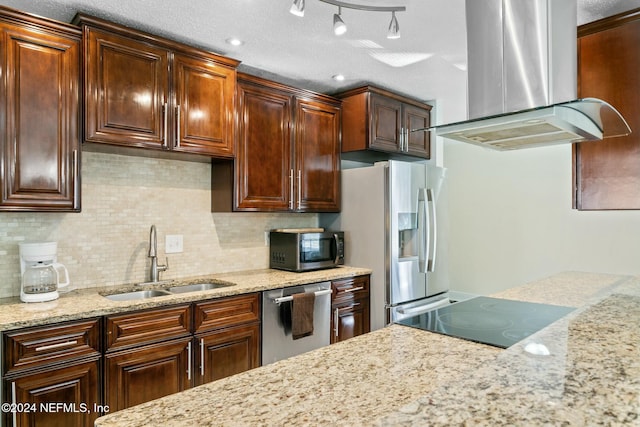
(429, 0, 630, 151)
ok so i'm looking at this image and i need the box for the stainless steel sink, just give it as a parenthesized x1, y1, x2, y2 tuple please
(167, 283, 231, 294)
(103, 289, 173, 301)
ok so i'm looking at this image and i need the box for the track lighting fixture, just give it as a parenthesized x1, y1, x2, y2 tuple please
(290, 0, 305, 17)
(289, 0, 405, 39)
(387, 11, 400, 39)
(333, 6, 347, 36)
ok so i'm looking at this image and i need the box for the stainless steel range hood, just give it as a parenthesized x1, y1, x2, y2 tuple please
(429, 0, 630, 151)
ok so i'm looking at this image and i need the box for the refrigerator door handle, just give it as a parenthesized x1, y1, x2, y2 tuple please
(417, 188, 430, 273)
(418, 188, 437, 273)
(427, 188, 437, 272)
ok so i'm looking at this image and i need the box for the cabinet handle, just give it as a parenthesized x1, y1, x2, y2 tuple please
(342, 286, 364, 294)
(187, 341, 192, 381)
(338, 302, 360, 311)
(289, 169, 294, 210)
(162, 103, 168, 149)
(11, 381, 17, 426)
(200, 338, 205, 376)
(405, 128, 410, 152)
(297, 170, 302, 210)
(72, 149, 79, 203)
(35, 340, 78, 352)
(175, 105, 181, 148)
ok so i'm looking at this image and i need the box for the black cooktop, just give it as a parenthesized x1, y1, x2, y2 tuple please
(396, 296, 575, 348)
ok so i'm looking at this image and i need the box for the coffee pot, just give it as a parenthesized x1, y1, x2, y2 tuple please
(19, 242, 70, 303)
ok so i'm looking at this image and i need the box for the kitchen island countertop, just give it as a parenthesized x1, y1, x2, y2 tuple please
(94, 271, 640, 426)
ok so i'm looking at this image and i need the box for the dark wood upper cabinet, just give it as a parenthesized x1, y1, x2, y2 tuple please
(173, 53, 236, 156)
(339, 86, 431, 161)
(75, 14, 238, 158)
(0, 7, 81, 212)
(82, 25, 169, 149)
(233, 80, 293, 211)
(574, 8, 640, 210)
(212, 73, 341, 212)
(294, 97, 341, 212)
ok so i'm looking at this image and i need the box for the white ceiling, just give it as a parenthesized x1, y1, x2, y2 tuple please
(2, 0, 639, 122)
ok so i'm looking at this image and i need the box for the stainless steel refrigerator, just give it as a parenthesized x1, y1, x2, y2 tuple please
(321, 160, 449, 331)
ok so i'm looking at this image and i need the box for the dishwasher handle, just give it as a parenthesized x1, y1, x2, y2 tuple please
(272, 288, 332, 305)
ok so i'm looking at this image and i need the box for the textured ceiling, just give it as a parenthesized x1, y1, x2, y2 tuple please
(1, 0, 638, 123)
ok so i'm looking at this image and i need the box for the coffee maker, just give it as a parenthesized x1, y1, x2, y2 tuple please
(19, 242, 70, 303)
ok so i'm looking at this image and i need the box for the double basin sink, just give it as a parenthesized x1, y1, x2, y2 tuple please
(103, 282, 232, 302)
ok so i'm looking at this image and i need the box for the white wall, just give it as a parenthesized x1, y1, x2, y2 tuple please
(444, 139, 640, 295)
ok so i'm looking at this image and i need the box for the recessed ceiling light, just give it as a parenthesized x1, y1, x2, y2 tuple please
(225, 38, 244, 47)
(332, 74, 345, 81)
(368, 51, 434, 68)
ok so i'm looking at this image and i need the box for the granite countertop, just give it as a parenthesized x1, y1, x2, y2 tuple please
(0, 266, 371, 332)
(94, 271, 640, 426)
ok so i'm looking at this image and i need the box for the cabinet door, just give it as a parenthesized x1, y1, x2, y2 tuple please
(294, 97, 341, 212)
(235, 82, 292, 211)
(194, 293, 260, 334)
(83, 27, 169, 149)
(370, 94, 402, 152)
(104, 338, 191, 412)
(574, 14, 640, 209)
(105, 304, 191, 352)
(331, 302, 370, 344)
(403, 104, 431, 158)
(0, 25, 80, 211)
(173, 53, 235, 157)
(195, 323, 260, 386)
(7, 358, 100, 427)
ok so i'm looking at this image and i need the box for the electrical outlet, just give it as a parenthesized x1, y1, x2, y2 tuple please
(165, 235, 183, 253)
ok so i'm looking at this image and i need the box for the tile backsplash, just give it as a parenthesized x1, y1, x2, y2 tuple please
(0, 151, 317, 298)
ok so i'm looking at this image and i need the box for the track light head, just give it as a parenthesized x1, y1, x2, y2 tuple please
(387, 11, 400, 39)
(333, 7, 347, 36)
(290, 0, 305, 17)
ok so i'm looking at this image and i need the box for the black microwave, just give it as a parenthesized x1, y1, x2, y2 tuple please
(269, 229, 345, 272)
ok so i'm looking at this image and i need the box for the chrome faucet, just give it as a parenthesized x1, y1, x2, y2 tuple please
(149, 225, 168, 282)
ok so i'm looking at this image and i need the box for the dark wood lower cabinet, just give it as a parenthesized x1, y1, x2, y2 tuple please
(6, 358, 101, 427)
(196, 323, 260, 385)
(104, 337, 192, 412)
(330, 275, 371, 344)
(103, 293, 261, 413)
(2, 292, 262, 423)
(332, 302, 370, 343)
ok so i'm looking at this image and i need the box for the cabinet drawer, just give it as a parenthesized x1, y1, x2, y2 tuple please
(106, 304, 192, 351)
(3, 319, 100, 374)
(194, 293, 260, 333)
(332, 275, 370, 303)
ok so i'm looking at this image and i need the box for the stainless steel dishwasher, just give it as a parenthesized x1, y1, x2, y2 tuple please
(262, 282, 332, 365)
